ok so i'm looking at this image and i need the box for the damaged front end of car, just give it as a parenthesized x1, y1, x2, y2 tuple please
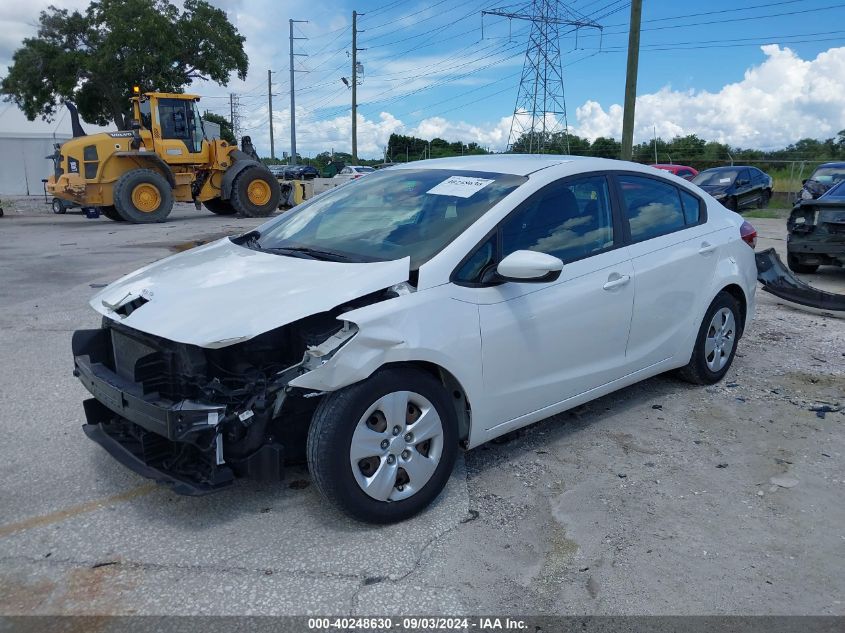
(73, 305, 372, 495)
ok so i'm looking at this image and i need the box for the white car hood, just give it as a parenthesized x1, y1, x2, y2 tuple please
(91, 238, 410, 348)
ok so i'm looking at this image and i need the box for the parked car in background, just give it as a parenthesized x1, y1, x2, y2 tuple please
(333, 165, 376, 181)
(267, 165, 286, 178)
(692, 166, 772, 211)
(72, 155, 757, 523)
(651, 164, 698, 180)
(795, 162, 845, 203)
(786, 178, 845, 273)
(281, 165, 320, 180)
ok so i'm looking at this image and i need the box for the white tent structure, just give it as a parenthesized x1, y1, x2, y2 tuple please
(0, 132, 70, 196)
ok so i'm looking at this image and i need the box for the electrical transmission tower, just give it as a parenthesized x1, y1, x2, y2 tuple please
(229, 93, 242, 141)
(483, 1, 601, 153)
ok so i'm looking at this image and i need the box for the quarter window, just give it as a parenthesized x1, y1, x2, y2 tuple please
(501, 175, 615, 264)
(680, 189, 701, 225)
(618, 175, 687, 242)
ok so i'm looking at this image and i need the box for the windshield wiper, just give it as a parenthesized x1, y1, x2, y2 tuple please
(265, 246, 353, 262)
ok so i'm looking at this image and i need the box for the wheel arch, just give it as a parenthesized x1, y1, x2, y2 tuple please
(378, 360, 472, 447)
(107, 152, 176, 188)
(720, 283, 748, 338)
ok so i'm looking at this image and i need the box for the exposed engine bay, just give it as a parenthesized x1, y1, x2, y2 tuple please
(73, 289, 398, 494)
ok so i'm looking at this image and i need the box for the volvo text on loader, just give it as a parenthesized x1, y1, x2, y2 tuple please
(46, 88, 280, 223)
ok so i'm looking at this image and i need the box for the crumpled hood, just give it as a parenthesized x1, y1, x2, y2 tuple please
(800, 179, 833, 200)
(91, 238, 410, 348)
(698, 184, 730, 196)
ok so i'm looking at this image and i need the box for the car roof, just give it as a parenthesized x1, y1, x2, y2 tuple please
(815, 162, 845, 168)
(388, 154, 629, 177)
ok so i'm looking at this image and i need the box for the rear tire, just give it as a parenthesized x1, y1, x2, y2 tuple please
(113, 169, 173, 223)
(758, 189, 771, 209)
(229, 166, 280, 217)
(51, 198, 66, 214)
(203, 197, 237, 215)
(100, 205, 125, 222)
(787, 253, 819, 274)
(307, 367, 458, 524)
(678, 291, 741, 385)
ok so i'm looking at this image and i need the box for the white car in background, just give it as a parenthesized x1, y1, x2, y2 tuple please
(333, 165, 375, 181)
(72, 155, 758, 523)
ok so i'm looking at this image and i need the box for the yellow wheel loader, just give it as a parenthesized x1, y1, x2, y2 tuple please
(46, 88, 280, 223)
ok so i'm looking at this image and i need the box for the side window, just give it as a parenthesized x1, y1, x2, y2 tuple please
(680, 189, 701, 225)
(501, 175, 614, 263)
(739, 169, 751, 185)
(139, 100, 152, 130)
(454, 235, 496, 284)
(618, 175, 686, 242)
(678, 169, 692, 178)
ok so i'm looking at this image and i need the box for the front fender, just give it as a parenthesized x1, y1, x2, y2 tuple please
(288, 287, 483, 408)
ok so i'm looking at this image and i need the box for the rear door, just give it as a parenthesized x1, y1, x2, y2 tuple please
(615, 173, 720, 368)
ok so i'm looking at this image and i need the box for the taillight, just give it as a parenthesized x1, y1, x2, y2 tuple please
(740, 220, 757, 249)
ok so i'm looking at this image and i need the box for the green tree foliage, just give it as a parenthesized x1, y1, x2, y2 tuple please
(201, 111, 235, 144)
(1, 0, 248, 130)
(387, 133, 489, 161)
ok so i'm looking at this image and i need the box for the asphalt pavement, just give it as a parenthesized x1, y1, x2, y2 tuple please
(0, 200, 842, 615)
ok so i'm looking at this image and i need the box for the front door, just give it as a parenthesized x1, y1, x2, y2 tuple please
(453, 174, 635, 429)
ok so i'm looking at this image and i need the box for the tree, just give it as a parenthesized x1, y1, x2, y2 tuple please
(201, 111, 235, 144)
(1, 0, 248, 130)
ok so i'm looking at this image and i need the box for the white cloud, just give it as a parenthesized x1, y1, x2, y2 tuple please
(572, 45, 845, 149)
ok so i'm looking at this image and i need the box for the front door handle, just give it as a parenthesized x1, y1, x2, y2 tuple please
(603, 273, 631, 291)
(699, 242, 716, 255)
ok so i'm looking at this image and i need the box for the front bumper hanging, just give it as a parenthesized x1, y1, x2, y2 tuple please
(755, 248, 845, 313)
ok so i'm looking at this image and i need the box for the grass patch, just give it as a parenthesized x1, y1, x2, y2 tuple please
(743, 208, 789, 219)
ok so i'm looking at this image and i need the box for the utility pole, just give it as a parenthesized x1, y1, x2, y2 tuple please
(289, 18, 308, 165)
(229, 93, 241, 141)
(268, 69, 275, 159)
(620, 0, 642, 161)
(352, 10, 360, 162)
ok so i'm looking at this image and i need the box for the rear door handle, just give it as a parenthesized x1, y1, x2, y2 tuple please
(603, 273, 631, 291)
(699, 242, 716, 255)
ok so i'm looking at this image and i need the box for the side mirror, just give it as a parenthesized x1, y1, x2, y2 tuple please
(496, 250, 563, 283)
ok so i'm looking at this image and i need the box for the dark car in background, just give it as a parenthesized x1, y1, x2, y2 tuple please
(795, 162, 845, 203)
(651, 164, 698, 180)
(786, 179, 845, 273)
(269, 164, 321, 180)
(692, 166, 772, 211)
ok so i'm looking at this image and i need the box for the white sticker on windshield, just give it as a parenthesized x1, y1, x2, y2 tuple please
(719, 178, 732, 183)
(427, 176, 495, 198)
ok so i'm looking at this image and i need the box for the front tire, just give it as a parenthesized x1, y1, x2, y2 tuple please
(113, 169, 173, 223)
(229, 166, 280, 217)
(307, 367, 458, 523)
(787, 253, 819, 274)
(723, 197, 738, 212)
(678, 291, 741, 385)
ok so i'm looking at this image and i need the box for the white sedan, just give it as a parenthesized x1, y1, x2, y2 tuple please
(72, 155, 758, 523)
(333, 165, 375, 181)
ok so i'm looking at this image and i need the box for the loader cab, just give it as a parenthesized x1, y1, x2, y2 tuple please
(132, 92, 209, 164)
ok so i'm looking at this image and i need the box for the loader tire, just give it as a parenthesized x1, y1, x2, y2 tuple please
(230, 166, 280, 217)
(203, 198, 237, 215)
(113, 169, 173, 223)
(100, 205, 125, 222)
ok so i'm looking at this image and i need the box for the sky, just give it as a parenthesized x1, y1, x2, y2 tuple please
(1, 0, 845, 159)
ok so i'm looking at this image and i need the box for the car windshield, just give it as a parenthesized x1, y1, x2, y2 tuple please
(246, 169, 526, 268)
(821, 179, 845, 199)
(692, 170, 738, 186)
(809, 166, 845, 184)
(355, 166, 375, 173)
